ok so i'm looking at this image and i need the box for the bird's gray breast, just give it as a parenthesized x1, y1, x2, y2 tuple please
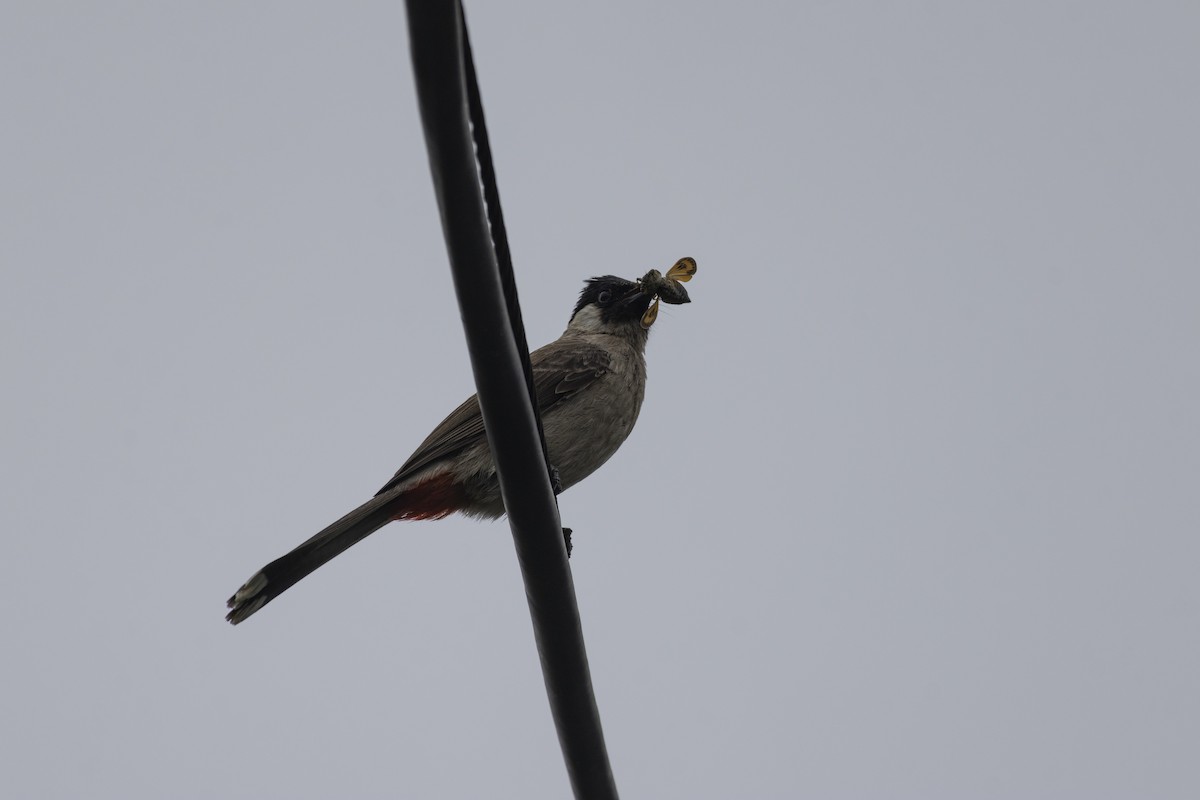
(542, 345, 647, 490)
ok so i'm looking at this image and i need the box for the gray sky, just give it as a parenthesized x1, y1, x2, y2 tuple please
(3, 2, 1197, 798)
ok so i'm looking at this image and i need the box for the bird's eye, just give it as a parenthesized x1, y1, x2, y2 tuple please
(598, 290, 613, 304)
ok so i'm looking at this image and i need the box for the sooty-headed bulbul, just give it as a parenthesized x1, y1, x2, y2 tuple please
(226, 265, 693, 624)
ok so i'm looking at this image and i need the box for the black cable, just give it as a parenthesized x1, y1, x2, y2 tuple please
(404, 3, 619, 798)
(458, 14, 553, 475)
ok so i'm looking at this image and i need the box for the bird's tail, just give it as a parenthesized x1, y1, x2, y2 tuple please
(225, 474, 465, 624)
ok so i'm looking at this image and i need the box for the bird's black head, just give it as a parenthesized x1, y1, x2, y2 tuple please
(569, 275, 654, 329)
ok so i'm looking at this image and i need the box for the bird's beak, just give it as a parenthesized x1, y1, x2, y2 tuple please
(619, 284, 655, 316)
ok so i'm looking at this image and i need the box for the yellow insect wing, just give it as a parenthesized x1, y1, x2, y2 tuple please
(641, 297, 661, 329)
(665, 257, 697, 283)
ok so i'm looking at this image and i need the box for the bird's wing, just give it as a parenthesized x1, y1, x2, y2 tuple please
(376, 339, 611, 495)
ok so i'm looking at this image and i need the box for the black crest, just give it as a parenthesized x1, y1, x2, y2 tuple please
(571, 275, 641, 321)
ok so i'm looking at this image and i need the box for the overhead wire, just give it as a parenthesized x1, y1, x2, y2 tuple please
(404, 3, 619, 798)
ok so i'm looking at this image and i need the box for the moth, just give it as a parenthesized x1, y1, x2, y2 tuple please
(639, 257, 697, 329)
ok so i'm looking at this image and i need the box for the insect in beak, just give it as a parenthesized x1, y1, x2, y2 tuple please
(639, 257, 697, 329)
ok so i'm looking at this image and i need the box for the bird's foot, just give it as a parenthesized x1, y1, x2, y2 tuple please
(562, 527, 573, 558)
(549, 465, 564, 495)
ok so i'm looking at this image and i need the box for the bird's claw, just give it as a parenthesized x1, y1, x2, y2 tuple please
(549, 465, 564, 495)
(562, 527, 573, 558)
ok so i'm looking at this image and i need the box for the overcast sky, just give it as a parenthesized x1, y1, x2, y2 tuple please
(3, 2, 1197, 798)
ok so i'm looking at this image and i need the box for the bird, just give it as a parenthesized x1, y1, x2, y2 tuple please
(226, 263, 694, 624)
